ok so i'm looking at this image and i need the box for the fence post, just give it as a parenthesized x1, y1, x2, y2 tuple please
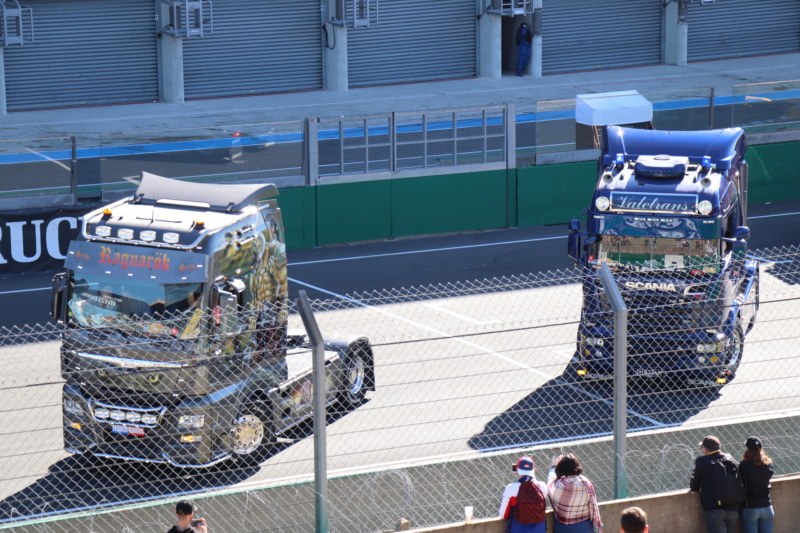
(598, 262, 628, 499)
(296, 290, 329, 533)
(70, 136, 78, 204)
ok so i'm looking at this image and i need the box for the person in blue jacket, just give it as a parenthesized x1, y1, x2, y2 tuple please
(515, 22, 533, 76)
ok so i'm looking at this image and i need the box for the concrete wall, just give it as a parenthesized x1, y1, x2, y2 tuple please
(405, 474, 800, 533)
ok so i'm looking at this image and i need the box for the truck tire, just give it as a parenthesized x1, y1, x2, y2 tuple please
(725, 325, 744, 377)
(337, 351, 367, 409)
(231, 402, 275, 465)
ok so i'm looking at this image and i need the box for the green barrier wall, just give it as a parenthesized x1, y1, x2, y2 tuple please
(390, 170, 508, 238)
(277, 140, 800, 250)
(517, 161, 596, 227)
(745, 142, 800, 204)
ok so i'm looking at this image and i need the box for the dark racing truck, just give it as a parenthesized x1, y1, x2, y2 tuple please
(50, 173, 374, 467)
(568, 126, 759, 386)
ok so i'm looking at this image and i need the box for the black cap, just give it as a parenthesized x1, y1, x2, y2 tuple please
(175, 500, 195, 516)
(745, 437, 762, 451)
(699, 435, 721, 451)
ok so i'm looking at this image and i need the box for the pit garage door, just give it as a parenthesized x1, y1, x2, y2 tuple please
(542, 0, 662, 74)
(688, 0, 800, 61)
(3, 0, 158, 111)
(183, 0, 322, 99)
(348, 0, 476, 87)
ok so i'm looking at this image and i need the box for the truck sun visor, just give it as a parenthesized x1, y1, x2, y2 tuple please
(64, 241, 208, 283)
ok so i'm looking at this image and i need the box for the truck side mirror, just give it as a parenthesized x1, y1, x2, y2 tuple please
(51, 272, 67, 323)
(734, 226, 750, 240)
(568, 219, 580, 233)
(567, 219, 581, 260)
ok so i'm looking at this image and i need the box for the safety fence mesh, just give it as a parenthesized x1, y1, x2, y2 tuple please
(1, 245, 800, 532)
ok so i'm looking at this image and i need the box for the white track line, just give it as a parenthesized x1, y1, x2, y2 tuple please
(289, 277, 665, 428)
(23, 148, 70, 171)
(290, 235, 564, 266)
(425, 302, 499, 325)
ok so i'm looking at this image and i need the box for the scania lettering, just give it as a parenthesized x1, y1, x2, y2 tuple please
(568, 127, 759, 385)
(51, 173, 375, 467)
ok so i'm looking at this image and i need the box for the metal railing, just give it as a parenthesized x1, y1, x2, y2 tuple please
(0, 79, 797, 206)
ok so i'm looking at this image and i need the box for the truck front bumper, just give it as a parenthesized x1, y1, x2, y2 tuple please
(62, 383, 237, 468)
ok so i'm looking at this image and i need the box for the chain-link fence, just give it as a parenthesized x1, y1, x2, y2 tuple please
(2, 245, 800, 531)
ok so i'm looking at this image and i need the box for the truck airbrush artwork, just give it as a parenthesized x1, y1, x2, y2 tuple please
(568, 127, 759, 386)
(51, 173, 374, 467)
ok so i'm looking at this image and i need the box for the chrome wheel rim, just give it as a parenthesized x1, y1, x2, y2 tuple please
(347, 357, 366, 398)
(231, 414, 264, 455)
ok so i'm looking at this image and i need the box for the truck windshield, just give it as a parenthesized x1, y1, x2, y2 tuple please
(590, 235, 721, 271)
(67, 275, 205, 338)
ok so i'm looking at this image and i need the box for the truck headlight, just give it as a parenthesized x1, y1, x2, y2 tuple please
(177, 414, 205, 429)
(585, 337, 605, 347)
(698, 200, 713, 215)
(696, 334, 727, 354)
(95, 407, 110, 419)
(595, 196, 610, 211)
(64, 399, 84, 416)
(141, 414, 159, 425)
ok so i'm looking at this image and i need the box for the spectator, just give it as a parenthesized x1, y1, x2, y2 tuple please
(620, 506, 648, 533)
(499, 456, 548, 533)
(166, 500, 207, 533)
(690, 435, 740, 533)
(515, 22, 533, 77)
(547, 453, 604, 533)
(739, 437, 774, 533)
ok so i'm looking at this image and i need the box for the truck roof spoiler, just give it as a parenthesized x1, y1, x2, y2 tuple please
(133, 172, 278, 212)
(601, 126, 746, 170)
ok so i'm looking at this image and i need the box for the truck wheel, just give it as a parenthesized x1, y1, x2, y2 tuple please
(338, 352, 367, 409)
(231, 402, 274, 465)
(725, 326, 744, 377)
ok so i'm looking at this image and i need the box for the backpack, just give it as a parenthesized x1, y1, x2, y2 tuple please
(512, 480, 546, 524)
(709, 455, 746, 507)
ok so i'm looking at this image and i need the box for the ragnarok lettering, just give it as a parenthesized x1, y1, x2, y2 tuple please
(98, 246, 171, 271)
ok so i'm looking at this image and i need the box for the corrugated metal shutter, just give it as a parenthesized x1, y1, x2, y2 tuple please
(348, 0, 476, 87)
(4, 0, 158, 111)
(542, 0, 662, 74)
(688, 0, 800, 61)
(183, 0, 322, 99)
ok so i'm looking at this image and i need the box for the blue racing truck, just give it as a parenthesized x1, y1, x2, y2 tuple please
(568, 126, 759, 386)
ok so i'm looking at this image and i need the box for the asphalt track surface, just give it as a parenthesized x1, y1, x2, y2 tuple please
(0, 200, 799, 521)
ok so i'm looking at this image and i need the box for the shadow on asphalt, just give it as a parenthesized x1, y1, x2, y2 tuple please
(0, 403, 361, 522)
(468, 361, 722, 451)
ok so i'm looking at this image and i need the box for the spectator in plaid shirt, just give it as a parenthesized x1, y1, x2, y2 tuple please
(547, 454, 604, 533)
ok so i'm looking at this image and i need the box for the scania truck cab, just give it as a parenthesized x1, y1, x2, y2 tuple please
(568, 126, 759, 386)
(51, 173, 374, 467)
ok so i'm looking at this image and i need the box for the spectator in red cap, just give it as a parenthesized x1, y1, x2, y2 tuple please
(739, 436, 774, 533)
(499, 456, 548, 533)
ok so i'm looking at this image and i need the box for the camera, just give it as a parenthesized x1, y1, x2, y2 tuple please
(191, 518, 204, 527)
(511, 464, 517, 472)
